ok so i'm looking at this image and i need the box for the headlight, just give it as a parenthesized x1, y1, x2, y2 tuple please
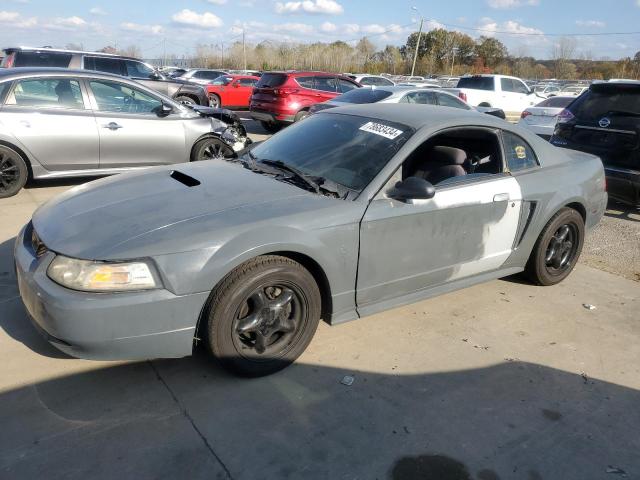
(47, 255, 161, 292)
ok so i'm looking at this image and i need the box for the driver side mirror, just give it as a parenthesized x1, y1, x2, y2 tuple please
(386, 177, 435, 202)
(154, 103, 173, 117)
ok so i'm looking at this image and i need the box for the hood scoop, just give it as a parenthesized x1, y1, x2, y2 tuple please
(170, 170, 200, 187)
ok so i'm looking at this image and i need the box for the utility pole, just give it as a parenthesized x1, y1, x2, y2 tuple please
(410, 17, 423, 77)
(162, 38, 167, 67)
(221, 42, 225, 68)
(450, 47, 458, 77)
(242, 28, 247, 71)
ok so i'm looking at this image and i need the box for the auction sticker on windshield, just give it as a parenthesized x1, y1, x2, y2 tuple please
(359, 121, 403, 140)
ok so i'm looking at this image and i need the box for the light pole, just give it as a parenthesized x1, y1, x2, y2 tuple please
(410, 6, 423, 77)
(450, 47, 459, 77)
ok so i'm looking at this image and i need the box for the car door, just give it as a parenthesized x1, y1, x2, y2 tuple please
(501, 78, 535, 114)
(313, 76, 339, 101)
(86, 78, 187, 168)
(232, 78, 257, 107)
(1, 77, 99, 171)
(356, 128, 523, 310)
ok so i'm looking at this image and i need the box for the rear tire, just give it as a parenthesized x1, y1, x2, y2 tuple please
(294, 110, 309, 122)
(260, 121, 282, 133)
(191, 137, 234, 162)
(0, 145, 28, 199)
(525, 208, 585, 286)
(209, 94, 221, 108)
(204, 255, 321, 377)
(175, 95, 196, 105)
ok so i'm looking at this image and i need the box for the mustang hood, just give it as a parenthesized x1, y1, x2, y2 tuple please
(32, 161, 310, 260)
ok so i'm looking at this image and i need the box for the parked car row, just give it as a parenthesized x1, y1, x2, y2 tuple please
(0, 68, 251, 198)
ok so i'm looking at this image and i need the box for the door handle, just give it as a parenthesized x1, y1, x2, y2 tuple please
(493, 193, 510, 202)
(103, 122, 123, 130)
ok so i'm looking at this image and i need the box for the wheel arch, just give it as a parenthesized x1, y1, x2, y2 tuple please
(193, 249, 334, 351)
(0, 140, 33, 179)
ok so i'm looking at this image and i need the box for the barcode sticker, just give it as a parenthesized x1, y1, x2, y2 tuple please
(359, 122, 403, 139)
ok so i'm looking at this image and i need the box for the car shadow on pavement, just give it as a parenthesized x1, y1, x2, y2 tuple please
(605, 201, 640, 223)
(0, 237, 71, 359)
(25, 176, 103, 190)
(0, 354, 638, 480)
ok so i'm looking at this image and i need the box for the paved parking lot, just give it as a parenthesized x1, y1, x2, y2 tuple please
(0, 118, 639, 479)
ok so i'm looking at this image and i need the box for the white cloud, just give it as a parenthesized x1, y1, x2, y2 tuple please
(487, 0, 539, 8)
(275, 0, 343, 15)
(0, 10, 37, 28)
(43, 16, 89, 30)
(477, 17, 543, 36)
(89, 7, 107, 15)
(576, 19, 605, 28)
(272, 22, 315, 34)
(206, 0, 228, 4)
(121, 22, 163, 35)
(320, 21, 337, 32)
(171, 9, 223, 28)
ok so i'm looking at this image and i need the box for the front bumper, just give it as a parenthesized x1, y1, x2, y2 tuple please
(14, 224, 209, 360)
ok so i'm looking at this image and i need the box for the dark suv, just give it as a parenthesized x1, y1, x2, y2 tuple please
(1, 47, 208, 106)
(551, 81, 640, 206)
(250, 71, 359, 131)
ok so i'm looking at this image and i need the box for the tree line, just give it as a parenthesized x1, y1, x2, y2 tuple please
(88, 28, 640, 80)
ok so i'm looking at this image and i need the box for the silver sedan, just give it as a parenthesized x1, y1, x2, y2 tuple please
(0, 67, 251, 197)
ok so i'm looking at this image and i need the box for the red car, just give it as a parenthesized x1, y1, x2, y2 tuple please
(206, 75, 260, 109)
(250, 71, 360, 131)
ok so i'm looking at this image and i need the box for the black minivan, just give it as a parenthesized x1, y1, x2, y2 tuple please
(551, 81, 640, 207)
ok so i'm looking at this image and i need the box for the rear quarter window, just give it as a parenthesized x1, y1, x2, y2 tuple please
(12, 51, 72, 68)
(256, 73, 287, 88)
(503, 131, 538, 172)
(457, 77, 495, 91)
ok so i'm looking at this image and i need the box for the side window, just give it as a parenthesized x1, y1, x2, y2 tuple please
(512, 80, 530, 94)
(502, 131, 538, 172)
(296, 76, 315, 89)
(238, 78, 257, 87)
(125, 60, 154, 78)
(338, 79, 357, 93)
(500, 78, 515, 93)
(401, 129, 503, 187)
(89, 80, 162, 114)
(437, 93, 469, 109)
(85, 56, 126, 76)
(314, 77, 338, 92)
(14, 52, 72, 68)
(403, 92, 436, 105)
(6, 78, 84, 109)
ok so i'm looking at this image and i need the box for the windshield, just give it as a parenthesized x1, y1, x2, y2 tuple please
(212, 76, 233, 86)
(333, 88, 393, 104)
(248, 113, 413, 193)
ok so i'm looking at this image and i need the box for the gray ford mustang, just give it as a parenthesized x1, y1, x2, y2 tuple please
(15, 104, 607, 376)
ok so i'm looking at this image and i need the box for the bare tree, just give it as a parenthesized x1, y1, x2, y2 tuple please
(551, 37, 577, 79)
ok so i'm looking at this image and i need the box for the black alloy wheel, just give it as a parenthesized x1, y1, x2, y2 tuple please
(0, 146, 28, 198)
(191, 137, 235, 162)
(525, 207, 584, 286)
(232, 283, 306, 359)
(205, 255, 321, 377)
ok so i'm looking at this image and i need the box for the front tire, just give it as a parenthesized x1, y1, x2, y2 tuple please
(191, 137, 235, 162)
(204, 255, 321, 377)
(525, 208, 585, 286)
(0, 145, 28, 199)
(294, 110, 309, 122)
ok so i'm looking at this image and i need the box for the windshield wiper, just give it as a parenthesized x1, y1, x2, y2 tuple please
(259, 159, 321, 194)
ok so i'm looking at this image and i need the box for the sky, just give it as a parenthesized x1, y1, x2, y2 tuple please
(0, 0, 638, 60)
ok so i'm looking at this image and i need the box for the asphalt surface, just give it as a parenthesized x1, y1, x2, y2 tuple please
(0, 117, 639, 480)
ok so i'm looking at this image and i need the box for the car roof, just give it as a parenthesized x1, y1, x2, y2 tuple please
(3, 46, 138, 61)
(323, 103, 499, 129)
(0, 67, 130, 81)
